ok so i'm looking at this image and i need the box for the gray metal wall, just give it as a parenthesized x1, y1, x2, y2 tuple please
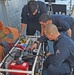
(0, 0, 28, 32)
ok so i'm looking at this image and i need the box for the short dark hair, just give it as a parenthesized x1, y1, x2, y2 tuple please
(28, 1, 38, 13)
(39, 13, 52, 22)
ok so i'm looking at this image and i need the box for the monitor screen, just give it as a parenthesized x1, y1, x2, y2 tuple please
(45, 0, 55, 2)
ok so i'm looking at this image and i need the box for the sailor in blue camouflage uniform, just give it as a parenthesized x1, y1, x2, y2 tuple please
(20, 0, 47, 35)
(39, 13, 74, 39)
(42, 24, 74, 75)
(31, 13, 74, 55)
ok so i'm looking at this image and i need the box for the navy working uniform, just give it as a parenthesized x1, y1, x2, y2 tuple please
(37, 14, 74, 54)
(42, 34, 74, 75)
(50, 14, 74, 40)
(35, 13, 74, 75)
(21, 1, 47, 35)
(38, 14, 74, 41)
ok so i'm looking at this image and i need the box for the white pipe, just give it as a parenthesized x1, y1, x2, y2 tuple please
(32, 43, 42, 75)
(0, 68, 32, 74)
(0, 39, 30, 67)
(26, 35, 40, 38)
(0, 40, 19, 67)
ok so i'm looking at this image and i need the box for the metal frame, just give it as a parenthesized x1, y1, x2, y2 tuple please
(0, 35, 42, 75)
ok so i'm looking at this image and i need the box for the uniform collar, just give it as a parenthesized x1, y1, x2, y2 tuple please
(55, 35, 63, 43)
(27, 10, 40, 16)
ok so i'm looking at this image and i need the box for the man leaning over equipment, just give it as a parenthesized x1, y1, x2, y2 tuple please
(42, 24, 74, 75)
(31, 13, 74, 56)
(20, 0, 47, 35)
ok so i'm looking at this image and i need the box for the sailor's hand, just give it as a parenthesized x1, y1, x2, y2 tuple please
(19, 32, 22, 36)
(31, 43, 38, 50)
(46, 52, 51, 57)
(31, 41, 40, 50)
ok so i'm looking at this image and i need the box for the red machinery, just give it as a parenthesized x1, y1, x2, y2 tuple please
(8, 61, 29, 75)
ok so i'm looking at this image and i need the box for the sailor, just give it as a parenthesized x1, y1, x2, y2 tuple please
(20, 0, 47, 35)
(42, 24, 74, 75)
(39, 13, 74, 38)
(31, 13, 74, 56)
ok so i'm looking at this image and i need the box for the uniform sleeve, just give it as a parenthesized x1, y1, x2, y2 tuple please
(58, 19, 70, 31)
(21, 6, 28, 24)
(39, 1, 47, 14)
(37, 35, 48, 43)
(46, 42, 70, 66)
